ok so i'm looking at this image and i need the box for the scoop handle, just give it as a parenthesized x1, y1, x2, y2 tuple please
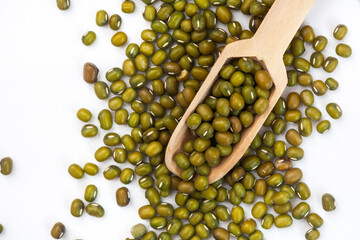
(254, 0, 316, 58)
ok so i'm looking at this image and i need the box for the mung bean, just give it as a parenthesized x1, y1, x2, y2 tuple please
(333, 24, 348, 40)
(322, 193, 336, 211)
(51, 222, 66, 239)
(56, 0, 70, 10)
(82, 31, 96, 46)
(86, 203, 105, 217)
(116, 187, 130, 206)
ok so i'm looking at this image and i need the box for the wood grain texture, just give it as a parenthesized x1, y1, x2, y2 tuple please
(165, 0, 316, 183)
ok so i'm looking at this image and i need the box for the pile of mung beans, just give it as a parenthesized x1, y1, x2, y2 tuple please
(54, 0, 349, 239)
(175, 61, 273, 175)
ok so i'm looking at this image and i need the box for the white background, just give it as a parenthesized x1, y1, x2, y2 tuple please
(0, 0, 359, 239)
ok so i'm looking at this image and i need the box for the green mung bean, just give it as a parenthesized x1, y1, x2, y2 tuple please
(82, 31, 96, 46)
(109, 14, 122, 30)
(131, 224, 147, 238)
(103, 165, 121, 180)
(68, 164, 84, 179)
(307, 213, 324, 228)
(84, 163, 99, 176)
(84, 184, 98, 202)
(305, 228, 320, 240)
(56, 0, 70, 10)
(317, 120, 331, 134)
(326, 103, 342, 119)
(336, 43, 352, 58)
(111, 32, 128, 47)
(0, 157, 13, 175)
(322, 193, 336, 211)
(70, 198, 85, 217)
(322, 56, 338, 73)
(96, 10, 108, 26)
(122, 0, 135, 13)
(296, 182, 311, 200)
(300, 25, 315, 43)
(333, 24, 348, 40)
(313, 36, 328, 52)
(86, 203, 105, 217)
(51, 222, 66, 239)
(274, 214, 293, 228)
(116, 187, 130, 206)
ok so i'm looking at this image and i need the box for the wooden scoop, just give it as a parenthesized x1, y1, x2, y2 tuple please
(165, 0, 316, 183)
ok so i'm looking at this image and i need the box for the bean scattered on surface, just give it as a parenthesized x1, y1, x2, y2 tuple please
(51, 222, 66, 239)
